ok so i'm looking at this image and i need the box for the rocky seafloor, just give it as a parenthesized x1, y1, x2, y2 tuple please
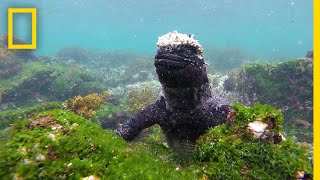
(0, 34, 313, 179)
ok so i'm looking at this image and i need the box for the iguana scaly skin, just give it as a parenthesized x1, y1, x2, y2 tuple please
(116, 31, 234, 158)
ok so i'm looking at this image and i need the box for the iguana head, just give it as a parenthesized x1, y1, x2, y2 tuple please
(155, 31, 208, 88)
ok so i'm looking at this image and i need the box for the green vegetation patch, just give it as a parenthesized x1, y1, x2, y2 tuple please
(229, 59, 313, 142)
(0, 62, 106, 105)
(0, 109, 193, 179)
(0, 103, 312, 179)
(0, 102, 61, 130)
(195, 103, 312, 179)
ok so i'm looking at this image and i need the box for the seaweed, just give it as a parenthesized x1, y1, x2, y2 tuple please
(65, 91, 109, 118)
(0, 103, 312, 179)
(0, 62, 107, 106)
(194, 103, 312, 179)
(0, 109, 194, 179)
(225, 59, 313, 142)
(0, 102, 61, 130)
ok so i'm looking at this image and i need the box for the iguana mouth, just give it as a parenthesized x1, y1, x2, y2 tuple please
(154, 58, 188, 69)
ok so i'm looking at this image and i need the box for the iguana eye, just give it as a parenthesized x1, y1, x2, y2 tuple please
(164, 46, 173, 52)
(186, 49, 192, 54)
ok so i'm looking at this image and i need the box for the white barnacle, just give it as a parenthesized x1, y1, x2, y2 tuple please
(35, 154, 46, 161)
(247, 120, 268, 139)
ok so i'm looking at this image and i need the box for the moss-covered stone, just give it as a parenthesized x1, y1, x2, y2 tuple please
(0, 103, 312, 179)
(0, 58, 21, 79)
(0, 109, 194, 179)
(204, 48, 255, 73)
(0, 33, 36, 61)
(0, 62, 106, 106)
(194, 103, 312, 179)
(0, 102, 61, 130)
(225, 59, 313, 142)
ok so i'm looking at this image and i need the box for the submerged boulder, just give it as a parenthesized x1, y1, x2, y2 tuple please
(0, 33, 37, 79)
(0, 62, 106, 107)
(56, 46, 96, 63)
(0, 109, 192, 179)
(223, 59, 313, 142)
(0, 57, 21, 79)
(0, 103, 312, 179)
(195, 103, 312, 179)
(0, 33, 36, 60)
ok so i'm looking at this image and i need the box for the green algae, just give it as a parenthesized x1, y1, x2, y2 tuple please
(228, 59, 313, 142)
(237, 59, 312, 105)
(0, 102, 61, 130)
(194, 103, 312, 179)
(0, 104, 312, 179)
(0, 62, 106, 106)
(0, 109, 194, 179)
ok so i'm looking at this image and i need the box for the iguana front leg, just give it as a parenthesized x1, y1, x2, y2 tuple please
(115, 97, 167, 141)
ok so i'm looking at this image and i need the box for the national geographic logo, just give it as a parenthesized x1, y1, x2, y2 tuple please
(7, 8, 37, 49)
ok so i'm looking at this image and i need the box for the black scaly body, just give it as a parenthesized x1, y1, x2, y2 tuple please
(116, 35, 233, 157)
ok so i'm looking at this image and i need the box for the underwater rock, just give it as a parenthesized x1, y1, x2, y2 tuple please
(0, 102, 61, 130)
(0, 57, 21, 79)
(0, 62, 107, 106)
(116, 31, 234, 158)
(0, 41, 20, 79)
(0, 109, 193, 179)
(2, 69, 55, 103)
(223, 58, 313, 142)
(54, 47, 157, 89)
(100, 110, 130, 129)
(204, 47, 255, 72)
(0, 103, 312, 179)
(0, 33, 39, 79)
(56, 46, 96, 63)
(0, 33, 36, 60)
(195, 103, 313, 179)
(103, 59, 156, 88)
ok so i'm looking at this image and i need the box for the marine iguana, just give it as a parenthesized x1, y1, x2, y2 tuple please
(116, 31, 234, 157)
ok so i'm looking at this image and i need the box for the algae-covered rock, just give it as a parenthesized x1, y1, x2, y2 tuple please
(56, 46, 96, 63)
(0, 103, 312, 179)
(0, 62, 106, 106)
(54, 47, 156, 89)
(0, 102, 61, 130)
(0, 58, 21, 79)
(0, 33, 39, 79)
(224, 59, 313, 142)
(0, 109, 194, 179)
(194, 103, 312, 179)
(0, 35, 21, 79)
(205, 47, 255, 73)
(0, 33, 36, 60)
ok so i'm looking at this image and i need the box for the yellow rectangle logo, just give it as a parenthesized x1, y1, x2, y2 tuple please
(8, 8, 37, 49)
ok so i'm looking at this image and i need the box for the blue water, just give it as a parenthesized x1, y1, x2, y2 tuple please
(0, 0, 313, 60)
